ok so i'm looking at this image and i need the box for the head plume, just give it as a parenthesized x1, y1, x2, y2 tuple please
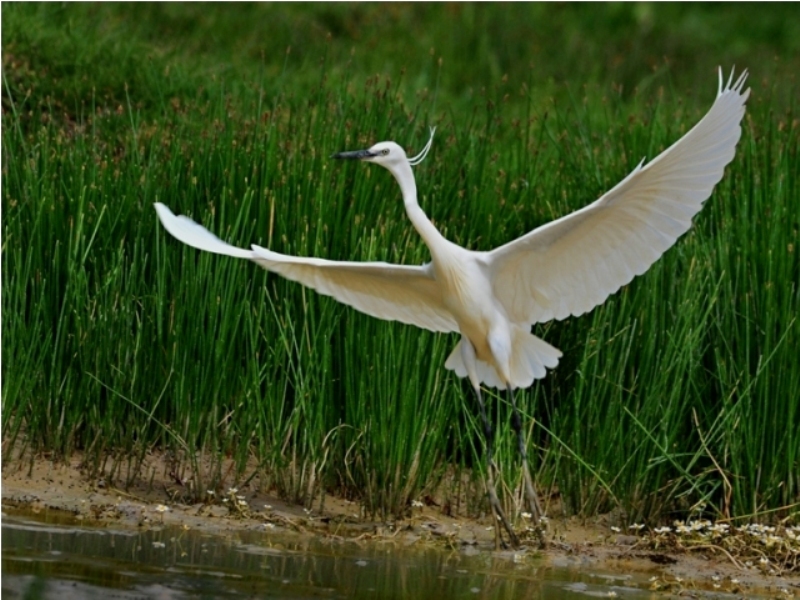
(409, 127, 436, 167)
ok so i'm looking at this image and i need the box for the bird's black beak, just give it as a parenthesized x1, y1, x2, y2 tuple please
(331, 148, 375, 160)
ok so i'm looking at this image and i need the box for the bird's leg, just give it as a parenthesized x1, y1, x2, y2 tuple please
(507, 385, 543, 523)
(474, 385, 519, 549)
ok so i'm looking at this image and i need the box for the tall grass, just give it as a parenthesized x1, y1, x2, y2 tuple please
(3, 3, 798, 525)
(534, 89, 799, 523)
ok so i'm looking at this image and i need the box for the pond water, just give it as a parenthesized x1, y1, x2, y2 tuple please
(3, 508, 657, 599)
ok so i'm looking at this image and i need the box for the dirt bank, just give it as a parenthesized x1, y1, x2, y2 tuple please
(2, 452, 798, 598)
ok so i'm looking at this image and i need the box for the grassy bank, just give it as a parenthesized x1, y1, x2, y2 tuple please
(3, 3, 798, 526)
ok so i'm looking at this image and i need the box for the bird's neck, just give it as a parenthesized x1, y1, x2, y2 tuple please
(393, 162, 445, 252)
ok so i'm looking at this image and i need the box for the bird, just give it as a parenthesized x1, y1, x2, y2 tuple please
(155, 68, 749, 548)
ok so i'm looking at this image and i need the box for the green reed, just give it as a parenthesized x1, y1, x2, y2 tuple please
(3, 3, 798, 525)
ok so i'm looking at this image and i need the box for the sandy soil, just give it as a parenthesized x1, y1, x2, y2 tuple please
(2, 451, 798, 598)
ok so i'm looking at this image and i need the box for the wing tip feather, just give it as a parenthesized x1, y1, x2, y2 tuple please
(717, 66, 749, 98)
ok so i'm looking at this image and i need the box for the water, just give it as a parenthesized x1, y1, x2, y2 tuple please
(2, 508, 656, 599)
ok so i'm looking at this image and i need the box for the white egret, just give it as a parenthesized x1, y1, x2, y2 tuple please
(155, 68, 749, 548)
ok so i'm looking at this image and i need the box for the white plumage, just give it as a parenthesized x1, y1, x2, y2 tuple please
(156, 68, 748, 393)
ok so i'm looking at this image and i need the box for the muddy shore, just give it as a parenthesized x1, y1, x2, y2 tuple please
(2, 453, 798, 598)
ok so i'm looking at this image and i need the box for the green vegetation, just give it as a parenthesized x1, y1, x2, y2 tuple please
(3, 4, 798, 526)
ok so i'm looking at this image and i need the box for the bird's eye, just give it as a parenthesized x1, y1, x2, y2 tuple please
(381, 149, 390, 156)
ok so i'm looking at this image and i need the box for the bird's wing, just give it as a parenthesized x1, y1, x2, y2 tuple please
(155, 203, 254, 259)
(154, 203, 458, 333)
(486, 68, 749, 325)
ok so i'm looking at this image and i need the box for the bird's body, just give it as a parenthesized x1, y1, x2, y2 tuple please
(155, 68, 750, 548)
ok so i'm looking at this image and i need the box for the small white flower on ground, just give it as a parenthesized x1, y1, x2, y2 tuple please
(154, 504, 169, 513)
(610, 526, 621, 533)
(411, 500, 424, 508)
(687, 519, 707, 531)
(521, 512, 532, 520)
(654, 526, 671, 534)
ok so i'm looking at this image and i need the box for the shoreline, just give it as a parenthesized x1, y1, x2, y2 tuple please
(2, 453, 798, 597)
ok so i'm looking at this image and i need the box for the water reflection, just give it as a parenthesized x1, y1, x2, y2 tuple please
(3, 508, 657, 599)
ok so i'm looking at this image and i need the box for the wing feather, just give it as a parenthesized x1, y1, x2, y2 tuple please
(154, 203, 458, 333)
(487, 68, 749, 324)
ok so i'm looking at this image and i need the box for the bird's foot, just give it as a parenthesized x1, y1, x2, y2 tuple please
(486, 460, 519, 549)
(521, 464, 543, 523)
(488, 488, 519, 549)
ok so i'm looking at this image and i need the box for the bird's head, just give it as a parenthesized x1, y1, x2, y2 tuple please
(331, 128, 436, 171)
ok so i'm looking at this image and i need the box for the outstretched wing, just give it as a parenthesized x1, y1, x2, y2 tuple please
(487, 68, 749, 325)
(154, 203, 458, 333)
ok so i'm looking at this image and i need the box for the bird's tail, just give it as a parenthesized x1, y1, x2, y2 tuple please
(445, 328, 562, 390)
